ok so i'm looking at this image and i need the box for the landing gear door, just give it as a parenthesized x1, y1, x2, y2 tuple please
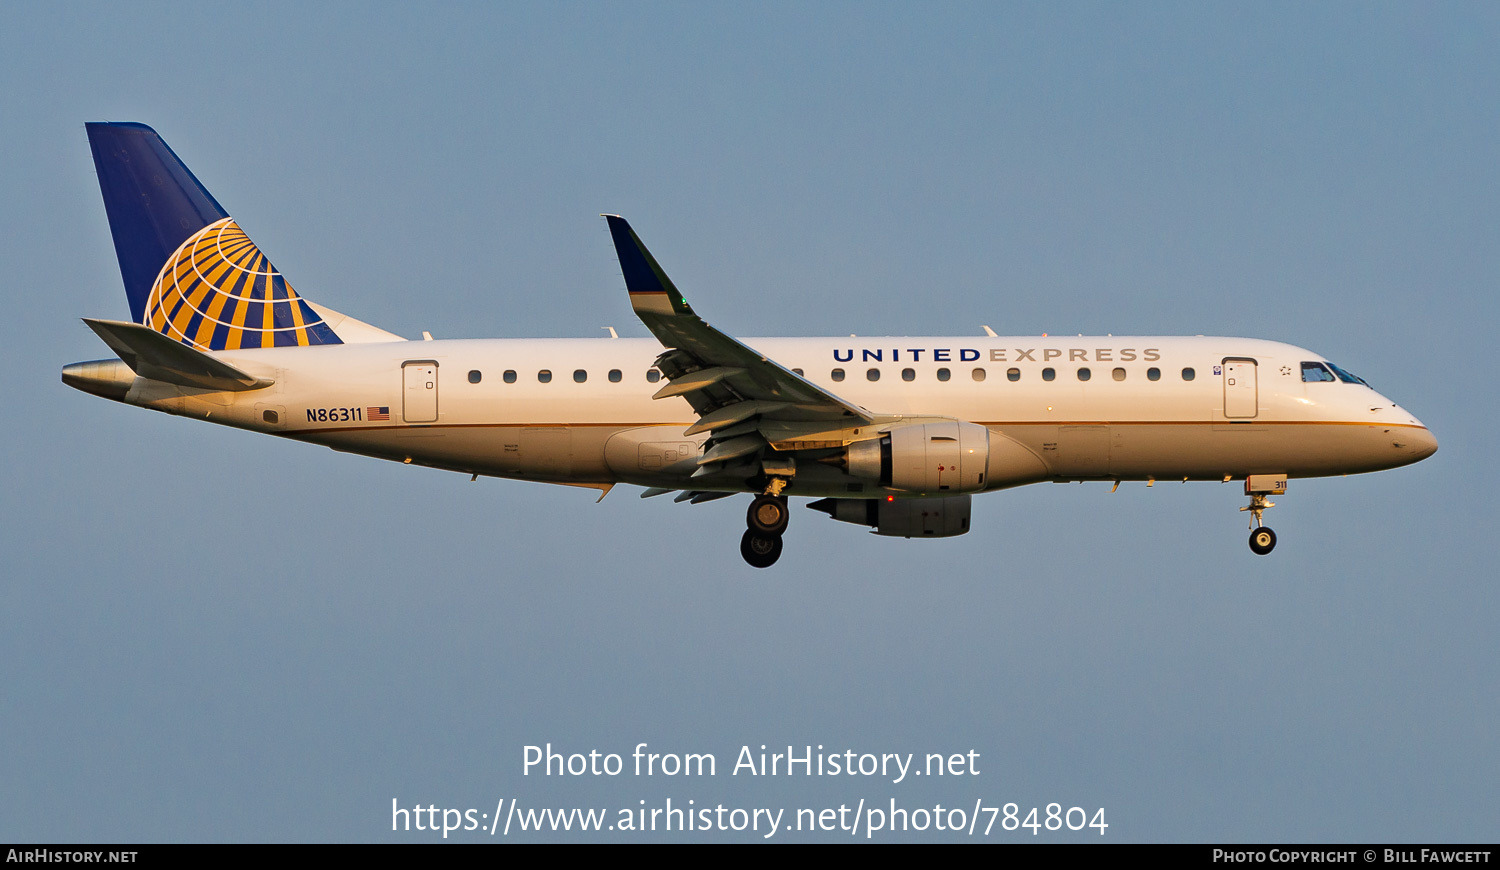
(1222, 358, 1257, 419)
(403, 361, 438, 423)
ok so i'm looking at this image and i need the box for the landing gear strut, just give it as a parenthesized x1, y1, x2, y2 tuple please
(1239, 475, 1285, 555)
(741, 485, 790, 568)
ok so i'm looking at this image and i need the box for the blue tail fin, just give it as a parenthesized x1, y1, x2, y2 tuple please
(86, 122, 341, 350)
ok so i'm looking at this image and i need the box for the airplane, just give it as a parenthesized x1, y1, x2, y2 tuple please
(64, 122, 1438, 568)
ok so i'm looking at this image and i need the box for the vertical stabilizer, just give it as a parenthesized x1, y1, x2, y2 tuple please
(85, 122, 343, 350)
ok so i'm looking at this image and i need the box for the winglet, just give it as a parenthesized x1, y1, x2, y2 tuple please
(603, 215, 694, 317)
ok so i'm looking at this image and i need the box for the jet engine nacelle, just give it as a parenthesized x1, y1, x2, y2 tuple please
(843, 420, 991, 493)
(809, 495, 972, 538)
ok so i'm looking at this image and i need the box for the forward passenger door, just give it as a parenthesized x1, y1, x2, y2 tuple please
(1222, 358, 1258, 419)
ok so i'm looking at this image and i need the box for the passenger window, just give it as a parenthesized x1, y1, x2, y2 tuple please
(1042, 368, 1055, 381)
(1112, 367, 1126, 381)
(1147, 367, 1160, 381)
(646, 369, 661, 383)
(972, 367, 986, 382)
(1077, 367, 1091, 381)
(503, 370, 517, 384)
(573, 369, 587, 383)
(867, 368, 880, 381)
(468, 369, 482, 384)
(831, 368, 845, 382)
(608, 369, 622, 383)
(1301, 361, 1337, 383)
(902, 368, 915, 382)
(937, 368, 951, 382)
(1182, 368, 1195, 381)
(538, 370, 552, 383)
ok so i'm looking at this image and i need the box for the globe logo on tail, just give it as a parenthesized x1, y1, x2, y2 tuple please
(143, 217, 341, 351)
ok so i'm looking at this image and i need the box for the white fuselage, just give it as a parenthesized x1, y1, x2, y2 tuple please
(90, 333, 1436, 498)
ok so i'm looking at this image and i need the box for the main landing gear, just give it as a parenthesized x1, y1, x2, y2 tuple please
(1240, 474, 1286, 556)
(740, 528, 783, 568)
(741, 483, 790, 568)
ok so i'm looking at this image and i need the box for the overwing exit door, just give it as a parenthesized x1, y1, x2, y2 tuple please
(1222, 358, 1257, 419)
(403, 361, 438, 423)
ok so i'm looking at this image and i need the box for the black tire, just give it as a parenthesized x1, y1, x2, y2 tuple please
(747, 494, 790, 536)
(1249, 527, 1277, 555)
(740, 529, 784, 568)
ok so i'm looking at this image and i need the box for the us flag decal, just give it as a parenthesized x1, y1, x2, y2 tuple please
(368, 407, 390, 421)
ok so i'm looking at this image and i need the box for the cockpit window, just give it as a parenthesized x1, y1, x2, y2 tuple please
(1325, 362, 1369, 386)
(1301, 362, 1337, 383)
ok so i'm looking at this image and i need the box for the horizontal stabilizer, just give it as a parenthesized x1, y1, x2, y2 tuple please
(83, 318, 273, 392)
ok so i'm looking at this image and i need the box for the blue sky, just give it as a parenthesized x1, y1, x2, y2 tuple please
(2, 2, 1495, 842)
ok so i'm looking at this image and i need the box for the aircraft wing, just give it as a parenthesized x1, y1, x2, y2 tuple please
(604, 216, 873, 451)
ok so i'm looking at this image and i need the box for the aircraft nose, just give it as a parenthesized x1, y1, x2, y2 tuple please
(1406, 424, 1438, 461)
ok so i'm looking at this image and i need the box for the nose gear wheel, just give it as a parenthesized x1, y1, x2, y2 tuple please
(1240, 492, 1277, 555)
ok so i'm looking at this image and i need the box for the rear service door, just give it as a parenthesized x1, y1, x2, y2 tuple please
(1222, 358, 1257, 419)
(403, 361, 438, 423)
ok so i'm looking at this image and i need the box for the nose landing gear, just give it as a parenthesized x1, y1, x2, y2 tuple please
(741, 487, 789, 568)
(1248, 524, 1277, 555)
(1239, 474, 1286, 555)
